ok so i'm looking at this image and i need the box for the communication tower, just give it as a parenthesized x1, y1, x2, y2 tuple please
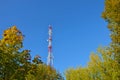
(47, 25, 53, 66)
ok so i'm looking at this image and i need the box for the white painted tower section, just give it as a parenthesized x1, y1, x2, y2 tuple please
(47, 25, 53, 66)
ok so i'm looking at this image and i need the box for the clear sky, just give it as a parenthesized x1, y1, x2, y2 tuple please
(0, 0, 111, 74)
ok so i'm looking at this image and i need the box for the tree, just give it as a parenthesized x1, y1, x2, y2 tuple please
(102, 0, 120, 62)
(0, 26, 64, 80)
(26, 64, 64, 80)
(102, 0, 120, 79)
(65, 0, 120, 80)
(0, 26, 28, 80)
(65, 67, 92, 80)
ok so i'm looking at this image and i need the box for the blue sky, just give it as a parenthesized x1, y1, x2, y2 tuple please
(0, 0, 110, 74)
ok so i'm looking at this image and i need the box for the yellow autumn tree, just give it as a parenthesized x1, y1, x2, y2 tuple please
(102, 0, 120, 64)
(65, 0, 120, 80)
(0, 26, 31, 80)
(1, 26, 23, 50)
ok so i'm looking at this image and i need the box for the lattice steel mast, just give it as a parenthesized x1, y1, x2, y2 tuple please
(47, 25, 53, 66)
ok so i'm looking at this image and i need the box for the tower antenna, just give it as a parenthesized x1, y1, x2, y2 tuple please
(47, 25, 53, 66)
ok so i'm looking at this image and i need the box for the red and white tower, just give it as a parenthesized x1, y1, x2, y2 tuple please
(47, 25, 53, 66)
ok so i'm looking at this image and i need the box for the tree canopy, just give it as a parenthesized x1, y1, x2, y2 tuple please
(0, 26, 64, 80)
(65, 0, 120, 80)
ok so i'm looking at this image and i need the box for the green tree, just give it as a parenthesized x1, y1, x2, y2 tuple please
(0, 26, 64, 80)
(0, 26, 28, 80)
(26, 55, 64, 80)
(26, 64, 64, 80)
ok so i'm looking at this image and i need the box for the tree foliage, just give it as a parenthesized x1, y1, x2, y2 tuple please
(65, 0, 120, 80)
(0, 26, 64, 80)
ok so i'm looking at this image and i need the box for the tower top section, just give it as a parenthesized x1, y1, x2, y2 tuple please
(49, 25, 52, 29)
